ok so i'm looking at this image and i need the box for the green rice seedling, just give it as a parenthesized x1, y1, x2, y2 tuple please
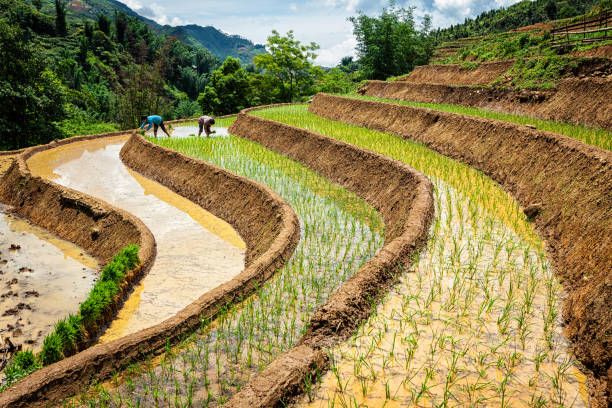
(0, 350, 41, 391)
(39, 332, 64, 366)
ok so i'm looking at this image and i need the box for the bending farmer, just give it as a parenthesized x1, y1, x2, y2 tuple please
(198, 116, 216, 137)
(140, 115, 170, 138)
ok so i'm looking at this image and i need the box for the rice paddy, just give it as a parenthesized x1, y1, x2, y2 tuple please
(251, 105, 588, 407)
(60, 118, 385, 407)
(346, 93, 612, 151)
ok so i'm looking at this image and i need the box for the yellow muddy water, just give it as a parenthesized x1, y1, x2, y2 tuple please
(298, 180, 588, 408)
(0, 205, 98, 352)
(27, 136, 246, 342)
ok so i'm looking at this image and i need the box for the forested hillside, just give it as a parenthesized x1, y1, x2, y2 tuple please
(430, 0, 603, 42)
(0, 0, 218, 149)
(23, 0, 266, 64)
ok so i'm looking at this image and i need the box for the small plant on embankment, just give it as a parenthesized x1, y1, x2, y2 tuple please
(251, 106, 586, 407)
(0, 245, 139, 392)
(347, 93, 612, 151)
(60, 118, 385, 406)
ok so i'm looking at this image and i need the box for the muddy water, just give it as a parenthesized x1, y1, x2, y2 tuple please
(0, 205, 98, 351)
(27, 136, 246, 341)
(298, 179, 588, 408)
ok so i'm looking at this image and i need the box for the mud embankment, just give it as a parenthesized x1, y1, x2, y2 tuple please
(0, 133, 300, 408)
(224, 108, 434, 407)
(309, 93, 612, 405)
(397, 60, 514, 85)
(360, 77, 612, 130)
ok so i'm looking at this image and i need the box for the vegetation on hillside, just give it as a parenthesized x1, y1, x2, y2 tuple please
(430, 0, 601, 43)
(0, 0, 222, 149)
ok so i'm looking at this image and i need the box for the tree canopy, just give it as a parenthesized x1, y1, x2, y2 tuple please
(254, 30, 319, 102)
(198, 57, 250, 115)
(349, 4, 432, 80)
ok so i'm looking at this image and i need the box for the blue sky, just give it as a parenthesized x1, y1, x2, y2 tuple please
(119, 0, 521, 66)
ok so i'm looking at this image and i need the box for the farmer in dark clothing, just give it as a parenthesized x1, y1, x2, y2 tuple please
(140, 115, 170, 138)
(198, 116, 216, 137)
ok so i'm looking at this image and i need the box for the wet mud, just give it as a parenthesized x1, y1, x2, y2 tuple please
(0, 206, 98, 352)
(27, 136, 246, 340)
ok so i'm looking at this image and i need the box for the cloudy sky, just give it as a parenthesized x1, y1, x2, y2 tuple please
(118, 0, 522, 66)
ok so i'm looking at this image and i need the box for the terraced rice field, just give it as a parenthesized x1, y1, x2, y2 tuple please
(27, 136, 246, 341)
(252, 106, 588, 407)
(1, 90, 606, 408)
(60, 118, 385, 406)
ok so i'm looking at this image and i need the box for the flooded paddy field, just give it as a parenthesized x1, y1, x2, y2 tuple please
(0, 205, 98, 352)
(26, 135, 246, 342)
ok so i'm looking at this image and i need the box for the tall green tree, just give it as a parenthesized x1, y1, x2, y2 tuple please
(0, 18, 66, 149)
(114, 11, 127, 44)
(350, 3, 430, 79)
(197, 57, 250, 115)
(253, 30, 319, 102)
(54, 0, 66, 36)
(32, 0, 42, 11)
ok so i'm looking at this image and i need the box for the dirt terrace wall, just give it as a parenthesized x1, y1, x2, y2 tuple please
(0, 133, 300, 408)
(225, 109, 434, 407)
(360, 77, 612, 130)
(309, 93, 612, 405)
(398, 60, 514, 85)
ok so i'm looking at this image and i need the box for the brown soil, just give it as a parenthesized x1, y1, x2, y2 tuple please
(225, 108, 434, 407)
(309, 93, 612, 407)
(0, 133, 299, 408)
(509, 21, 554, 33)
(572, 44, 612, 59)
(397, 60, 514, 85)
(360, 76, 612, 130)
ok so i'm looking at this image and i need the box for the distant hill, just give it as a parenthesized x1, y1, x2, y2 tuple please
(40, 0, 266, 63)
(154, 25, 267, 65)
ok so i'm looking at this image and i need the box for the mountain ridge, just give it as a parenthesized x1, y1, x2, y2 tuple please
(63, 0, 265, 63)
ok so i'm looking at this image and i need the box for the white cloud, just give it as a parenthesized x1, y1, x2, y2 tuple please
(119, 0, 186, 26)
(315, 35, 357, 66)
(290, 3, 297, 11)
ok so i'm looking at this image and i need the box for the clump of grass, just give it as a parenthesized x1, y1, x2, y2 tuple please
(347, 93, 612, 151)
(0, 351, 41, 391)
(79, 244, 139, 331)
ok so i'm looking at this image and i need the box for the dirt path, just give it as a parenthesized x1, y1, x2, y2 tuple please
(26, 135, 246, 341)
